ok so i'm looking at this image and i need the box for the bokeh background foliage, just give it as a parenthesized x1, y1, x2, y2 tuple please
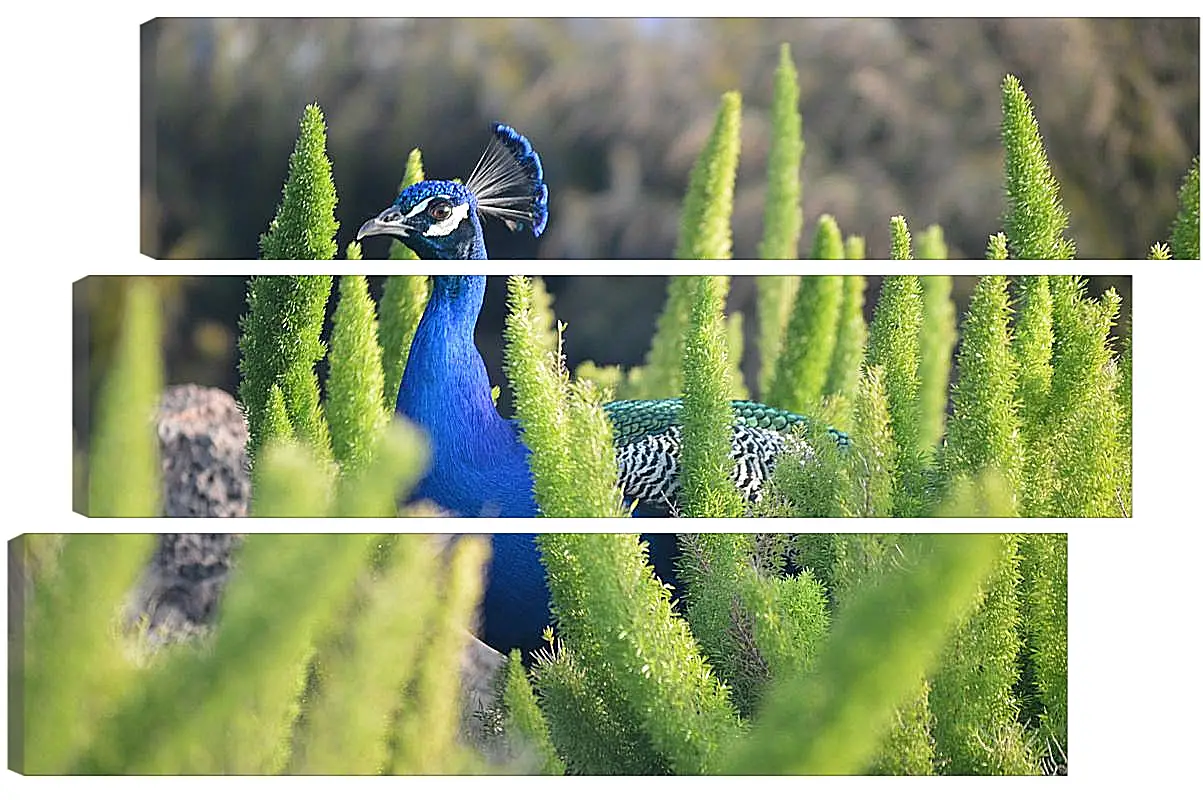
(141, 18, 1198, 260)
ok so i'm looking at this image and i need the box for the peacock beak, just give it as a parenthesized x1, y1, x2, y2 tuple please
(356, 207, 413, 241)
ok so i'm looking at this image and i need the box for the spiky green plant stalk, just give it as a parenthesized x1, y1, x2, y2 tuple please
(638, 276, 694, 399)
(1149, 242, 1172, 259)
(725, 310, 749, 400)
(889, 216, 913, 259)
(503, 276, 626, 517)
(722, 534, 1004, 775)
(259, 104, 339, 260)
(238, 275, 334, 465)
(766, 274, 842, 415)
(1012, 275, 1054, 514)
(252, 441, 334, 517)
(327, 275, 388, 474)
(19, 534, 155, 774)
(1017, 533, 1068, 761)
(844, 235, 866, 259)
(848, 366, 897, 517)
(810, 214, 846, 259)
(681, 276, 744, 517)
(389, 148, 426, 260)
(1170, 156, 1199, 260)
(915, 225, 948, 259)
(865, 276, 924, 515)
(986, 232, 1009, 259)
(999, 75, 1074, 259)
(78, 534, 377, 774)
(537, 533, 742, 774)
(942, 276, 1023, 508)
(332, 421, 428, 518)
(289, 534, 440, 774)
(675, 92, 742, 259)
(756, 276, 799, 396)
(379, 275, 430, 410)
(88, 278, 162, 517)
(1045, 277, 1124, 516)
(388, 536, 488, 774)
(758, 43, 803, 261)
(501, 651, 566, 775)
(917, 274, 956, 453)
(928, 535, 1037, 774)
(824, 275, 867, 400)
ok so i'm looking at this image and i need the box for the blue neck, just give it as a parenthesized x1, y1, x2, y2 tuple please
(396, 275, 537, 517)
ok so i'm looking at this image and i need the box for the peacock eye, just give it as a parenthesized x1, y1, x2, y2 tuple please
(429, 200, 453, 221)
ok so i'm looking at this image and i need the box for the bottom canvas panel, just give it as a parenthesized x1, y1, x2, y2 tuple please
(9, 533, 1066, 776)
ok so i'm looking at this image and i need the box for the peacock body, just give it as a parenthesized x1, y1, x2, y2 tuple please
(357, 124, 846, 655)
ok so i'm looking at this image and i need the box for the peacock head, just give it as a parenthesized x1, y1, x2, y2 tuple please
(357, 123, 548, 260)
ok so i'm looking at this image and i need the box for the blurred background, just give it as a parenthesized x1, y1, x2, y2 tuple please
(73, 275, 1131, 451)
(141, 18, 1198, 261)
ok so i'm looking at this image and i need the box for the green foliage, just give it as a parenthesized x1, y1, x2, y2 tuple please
(1044, 277, 1125, 516)
(675, 92, 742, 259)
(503, 275, 626, 517)
(723, 534, 1004, 775)
(1017, 534, 1068, 762)
(680, 276, 745, 517)
(724, 311, 749, 400)
(1148, 241, 1172, 259)
(810, 213, 846, 259)
(18, 534, 156, 773)
(758, 43, 803, 260)
(847, 366, 898, 516)
(638, 276, 694, 398)
(917, 274, 956, 453)
(327, 275, 388, 474)
(259, 104, 339, 260)
(928, 535, 1038, 774)
(755, 275, 800, 395)
(501, 651, 566, 775)
(379, 275, 431, 409)
(766, 274, 842, 416)
(1170, 155, 1199, 260)
(1000, 75, 1074, 259)
(865, 275, 925, 516)
(389, 148, 426, 260)
(889, 215, 913, 259)
(844, 235, 866, 259)
(238, 275, 334, 465)
(823, 275, 867, 400)
(536, 533, 742, 774)
(986, 231, 1009, 259)
(288, 534, 439, 774)
(942, 275, 1023, 506)
(88, 278, 162, 516)
(1012, 275, 1055, 513)
(915, 224, 949, 259)
(388, 537, 489, 774)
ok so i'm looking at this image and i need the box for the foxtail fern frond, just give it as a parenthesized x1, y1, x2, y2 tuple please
(501, 651, 566, 775)
(238, 275, 334, 465)
(379, 275, 430, 411)
(928, 534, 1038, 775)
(766, 274, 842, 416)
(844, 235, 866, 259)
(755, 275, 800, 396)
(20, 534, 155, 774)
(1017, 534, 1068, 761)
(290, 534, 440, 774)
(810, 214, 846, 259)
(327, 275, 388, 474)
(942, 276, 1023, 508)
(252, 441, 335, 517)
(889, 216, 913, 260)
(1170, 156, 1199, 260)
(865, 276, 924, 515)
(675, 91, 742, 259)
(986, 232, 1009, 259)
(722, 534, 1004, 775)
(758, 43, 803, 260)
(915, 225, 948, 259)
(824, 275, 867, 401)
(1000, 75, 1074, 259)
(88, 278, 162, 517)
(259, 104, 339, 260)
(681, 276, 744, 517)
(917, 274, 956, 454)
(638, 276, 694, 399)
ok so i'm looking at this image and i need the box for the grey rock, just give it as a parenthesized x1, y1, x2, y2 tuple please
(157, 384, 250, 518)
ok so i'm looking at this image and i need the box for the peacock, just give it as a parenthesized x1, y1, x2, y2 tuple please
(358, 123, 847, 654)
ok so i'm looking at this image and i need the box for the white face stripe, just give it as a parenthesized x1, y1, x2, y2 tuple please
(423, 202, 471, 237)
(402, 194, 443, 219)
